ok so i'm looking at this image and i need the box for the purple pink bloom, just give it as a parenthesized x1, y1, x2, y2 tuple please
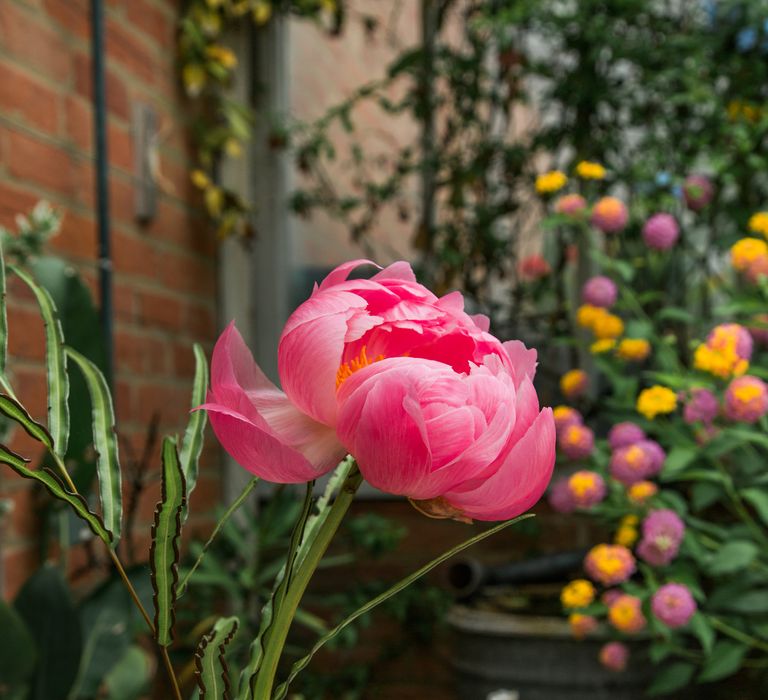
(548, 477, 576, 514)
(553, 405, 583, 434)
(683, 174, 714, 211)
(683, 388, 719, 424)
(610, 442, 656, 485)
(652, 583, 697, 628)
(724, 375, 768, 423)
(569, 613, 598, 639)
(608, 422, 646, 449)
(555, 193, 588, 216)
(584, 544, 636, 586)
(642, 213, 680, 250)
(558, 424, 595, 460)
(599, 642, 629, 672)
(637, 509, 685, 567)
(608, 594, 647, 633)
(567, 470, 606, 508)
(581, 276, 618, 308)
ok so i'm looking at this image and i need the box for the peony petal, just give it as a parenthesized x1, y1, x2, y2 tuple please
(317, 259, 379, 292)
(442, 408, 555, 521)
(502, 340, 538, 386)
(471, 314, 491, 332)
(372, 260, 417, 283)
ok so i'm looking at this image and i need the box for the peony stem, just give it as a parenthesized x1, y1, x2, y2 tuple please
(251, 467, 363, 699)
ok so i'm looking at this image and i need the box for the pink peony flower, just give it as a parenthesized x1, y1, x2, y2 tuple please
(724, 375, 768, 423)
(548, 477, 577, 514)
(205, 260, 556, 525)
(599, 642, 629, 672)
(683, 174, 714, 211)
(642, 213, 680, 250)
(555, 193, 588, 216)
(558, 424, 595, 460)
(637, 509, 685, 567)
(608, 422, 646, 449)
(683, 388, 719, 424)
(581, 276, 618, 308)
(591, 197, 629, 233)
(652, 583, 697, 628)
(567, 470, 606, 508)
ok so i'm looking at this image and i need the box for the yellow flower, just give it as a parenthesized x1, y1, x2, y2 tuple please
(627, 481, 658, 504)
(206, 45, 238, 69)
(182, 64, 207, 97)
(253, 1, 272, 25)
(693, 328, 750, 380)
(569, 613, 598, 639)
(191, 169, 210, 189)
(535, 170, 568, 194)
(617, 338, 651, 362)
(591, 338, 616, 354)
(561, 579, 596, 609)
(748, 212, 768, 238)
(614, 517, 639, 547)
(576, 160, 606, 180)
(731, 237, 768, 271)
(577, 304, 603, 330)
(636, 385, 677, 419)
(608, 595, 646, 633)
(593, 313, 624, 340)
(224, 138, 243, 158)
(560, 369, 588, 399)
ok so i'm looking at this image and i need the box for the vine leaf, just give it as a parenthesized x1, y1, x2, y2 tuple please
(179, 343, 209, 521)
(10, 265, 70, 456)
(194, 616, 239, 700)
(0, 443, 109, 542)
(65, 347, 123, 548)
(150, 436, 187, 647)
(0, 394, 54, 451)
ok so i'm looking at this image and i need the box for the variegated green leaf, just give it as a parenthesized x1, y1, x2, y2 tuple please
(65, 346, 122, 547)
(179, 343, 208, 521)
(0, 393, 53, 450)
(10, 265, 69, 456)
(195, 616, 239, 700)
(0, 443, 109, 542)
(150, 436, 187, 647)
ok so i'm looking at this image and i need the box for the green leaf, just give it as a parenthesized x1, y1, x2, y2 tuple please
(10, 265, 69, 456)
(0, 443, 109, 542)
(150, 436, 187, 647)
(699, 640, 748, 682)
(0, 599, 36, 689)
(715, 590, 768, 614)
(272, 515, 533, 700)
(65, 347, 122, 547)
(0, 393, 53, 450)
(14, 565, 82, 700)
(103, 645, 152, 700)
(661, 446, 697, 477)
(689, 612, 715, 654)
(194, 616, 239, 699)
(647, 661, 695, 696)
(741, 488, 768, 527)
(180, 343, 209, 521)
(691, 482, 722, 512)
(709, 541, 758, 575)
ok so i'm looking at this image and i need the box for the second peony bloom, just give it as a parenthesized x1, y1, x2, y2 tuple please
(203, 260, 555, 522)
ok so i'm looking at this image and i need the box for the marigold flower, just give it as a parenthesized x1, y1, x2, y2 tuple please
(608, 422, 646, 449)
(627, 480, 658, 505)
(576, 160, 607, 179)
(536, 170, 568, 194)
(642, 213, 679, 250)
(748, 211, 768, 238)
(617, 338, 651, 362)
(593, 313, 624, 340)
(591, 196, 628, 233)
(205, 260, 556, 523)
(724, 375, 768, 423)
(558, 424, 595, 460)
(555, 193, 588, 216)
(567, 470, 605, 507)
(590, 339, 617, 354)
(576, 304, 604, 330)
(731, 237, 768, 272)
(608, 594, 646, 633)
(637, 509, 684, 567)
(636, 386, 677, 419)
(683, 388, 719, 424)
(548, 477, 577, 514)
(560, 369, 588, 399)
(683, 174, 714, 211)
(584, 544, 636, 586)
(652, 583, 696, 629)
(569, 613, 598, 639)
(599, 642, 629, 672)
(582, 275, 618, 308)
(561, 579, 596, 609)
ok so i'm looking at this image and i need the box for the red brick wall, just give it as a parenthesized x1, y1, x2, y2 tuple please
(0, 0, 220, 599)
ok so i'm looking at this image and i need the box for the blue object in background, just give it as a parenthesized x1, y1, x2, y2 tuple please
(655, 171, 672, 187)
(736, 26, 758, 52)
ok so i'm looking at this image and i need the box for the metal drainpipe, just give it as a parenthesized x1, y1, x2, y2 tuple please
(90, 0, 114, 388)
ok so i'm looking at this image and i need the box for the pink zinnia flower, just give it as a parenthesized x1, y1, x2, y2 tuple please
(637, 509, 684, 567)
(599, 641, 629, 672)
(548, 476, 576, 514)
(205, 260, 556, 522)
(567, 470, 606, 508)
(683, 174, 714, 211)
(608, 422, 646, 449)
(608, 594, 646, 633)
(642, 213, 680, 250)
(637, 439, 666, 477)
(581, 276, 618, 308)
(519, 254, 551, 281)
(610, 443, 654, 485)
(558, 424, 595, 460)
(555, 193, 587, 216)
(683, 388, 719, 424)
(652, 583, 697, 628)
(591, 197, 629, 233)
(602, 589, 624, 607)
(707, 323, 753, 362)
(724, 375, 768, 424)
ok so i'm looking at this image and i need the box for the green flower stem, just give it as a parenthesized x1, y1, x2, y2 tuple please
(711, 459, 768, 547)
(252, 468, 363, 699)
(709, 616, 768, 654)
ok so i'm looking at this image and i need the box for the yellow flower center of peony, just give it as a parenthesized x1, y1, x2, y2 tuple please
(335, 346, 384, 388)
